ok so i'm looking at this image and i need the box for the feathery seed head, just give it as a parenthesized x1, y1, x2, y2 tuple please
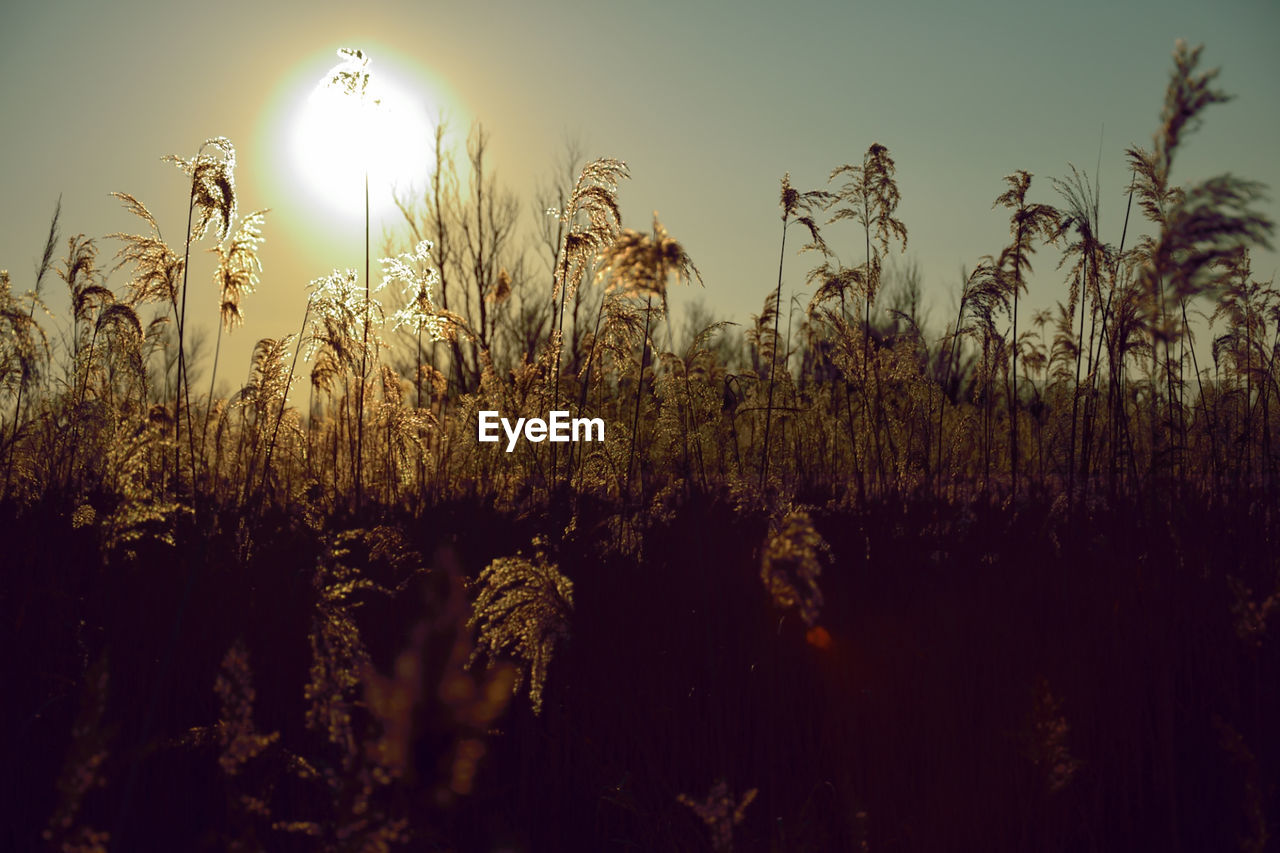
(468, 549, 574, 715)
(1158, 41, 1229, 172)
(305, 268, 375, 373)
(489, 268, 512, 305)
(212, 209, 266, 330)
(382, 240, 448, 340)
(165, 137, 237, 242)
(552, 157, 628, 302)
(109, 193, 185, 307)
(828, 143, 907, 262)
(239, 336, 295, 412)
(780, 173, 800, 220)
(0, 270, 48, 396)
(761, 508, 829, 627)
(324, 47, 373, 101)
(1131, 42, 1273, 316)
(596, 213, 700, 318)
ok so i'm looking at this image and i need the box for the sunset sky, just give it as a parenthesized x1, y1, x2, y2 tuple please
(3, 0, 1276, 389)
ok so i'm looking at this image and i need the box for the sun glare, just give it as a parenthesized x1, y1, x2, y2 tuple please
(280, 50, 439, 224)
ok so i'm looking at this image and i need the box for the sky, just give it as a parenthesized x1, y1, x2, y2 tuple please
(2, 0, 1277, 390)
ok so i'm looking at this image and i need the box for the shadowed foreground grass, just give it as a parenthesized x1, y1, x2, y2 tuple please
(3, 489, 1275, 851)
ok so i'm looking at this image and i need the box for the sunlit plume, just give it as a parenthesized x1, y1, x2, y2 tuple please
(288, 49, 433, 220)
(211, 210, 267, 330)
(108, 193, 184, 308)
(549, 158, 629, 304)
(595, 212, 701, 318)
(467, 545, 575, 716)
(164, 137, 237, 243)
(381, 240, 448, 341)
(324, 47, 372, 100)
(0, 270, 46, 398)
(305, 269, 378, 393)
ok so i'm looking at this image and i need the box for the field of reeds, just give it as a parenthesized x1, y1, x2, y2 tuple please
(2, 41, 1278, 851)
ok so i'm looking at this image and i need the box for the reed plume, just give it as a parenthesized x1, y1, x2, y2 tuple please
(468, 545, 574, 715)
(163, 137, 237, 244)
(828, 143, 907, 327)
(1, 199, 59, 499)
(596, 213, 700, 495)
(109, 194, 183, 308)
(0, 272, 46, 410)
(760, 506, 829, 627)
(1, 269, 49, 499)
(202, 209, 266, 464)
(383, 239, 448, 342)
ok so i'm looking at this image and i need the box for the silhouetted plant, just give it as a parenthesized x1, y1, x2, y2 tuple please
(827, 144, 907, 493)
(1054, 165, 1109, 502)
(1128, 41, 1273, 484)
(1212, 249, 1277, 485)
(992, 170, 1059, 498)
(595, 214, 700, 496)
(762, 174, 828, 488)
(655, 319, 732, 490)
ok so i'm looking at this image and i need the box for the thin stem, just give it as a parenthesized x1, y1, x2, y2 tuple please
(626, 296, 653, 499)
(175, 186, 197, 495)
(761, 215, 788, 487)
(261, 297, 314, 505)
(1009, 217, 1024, 501)
(356, 168, 369, 512)
(200, 317, 225, 480)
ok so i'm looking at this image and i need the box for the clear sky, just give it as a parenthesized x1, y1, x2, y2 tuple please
(2, 0, 1277, 387)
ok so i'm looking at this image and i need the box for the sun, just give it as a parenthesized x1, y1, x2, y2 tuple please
(281, 49, 438, 223)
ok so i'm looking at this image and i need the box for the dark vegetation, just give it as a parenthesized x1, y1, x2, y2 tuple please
(2, 42, 1278, 851)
